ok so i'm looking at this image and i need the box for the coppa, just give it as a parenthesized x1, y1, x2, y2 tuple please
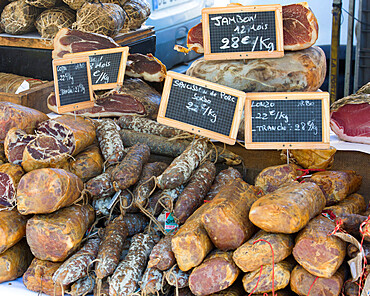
(210, 14, 257, 26)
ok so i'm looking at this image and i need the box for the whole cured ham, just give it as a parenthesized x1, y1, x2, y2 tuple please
(282, 2, 319, 51)
(48, 79, 161, 118)
(330, 82, 370, 144)
(187, 46, 326, 93)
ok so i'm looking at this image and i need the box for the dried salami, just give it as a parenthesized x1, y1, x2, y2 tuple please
(166, 264, 190, 288)
(148, 186, 184, 216)
(189, 251, 240, 296)
(148, 235, 176, 271)
(86, 165, 116, 199)
(249, 182, 326, 234)
(109, 233, 155, 296)
(26, 204, 95, 262)
(17, 168, 83, 215)
(37, 115, 96, 156)
(158, 137, 208, 190)
(4, 128, 35, 165)
(293, 215, 347, 277)
(174, 161, 216, 224)
(120, 213, 149, 236)
(205, 167, 242, 201)
(233, 230, 294, 273)
(112, 143, 150, 190)
(96, 119, 124, 164)
(0, 163, 24, 207)
(324, 193, 366, 217)
(69, 145, 103, 182)
(140, 266, 164, 295)
(69, 274, 95, 296)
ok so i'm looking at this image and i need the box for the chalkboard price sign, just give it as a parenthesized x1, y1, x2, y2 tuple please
(65, 47, 129, 90)
(244, 92, 330, 149)
(202, 5, 284, 60)
(52, 57, 94, 113)
(157, 71, 246, 145)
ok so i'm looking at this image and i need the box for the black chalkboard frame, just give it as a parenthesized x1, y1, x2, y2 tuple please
(65, 47, 129, 90)
(157, 71, 246, 145)
(52, 56, 94, 113)
(244, 92, 331, 149)
(202, 4, 284, 60)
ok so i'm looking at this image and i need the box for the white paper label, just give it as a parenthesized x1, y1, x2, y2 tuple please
(15, 80, 30, 94)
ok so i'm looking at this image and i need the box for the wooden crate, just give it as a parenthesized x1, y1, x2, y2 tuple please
(0, 81, 54, 114)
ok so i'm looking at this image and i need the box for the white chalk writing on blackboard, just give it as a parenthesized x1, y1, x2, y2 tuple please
(90, 56, 111, 84)
(60, 83, 86, 95)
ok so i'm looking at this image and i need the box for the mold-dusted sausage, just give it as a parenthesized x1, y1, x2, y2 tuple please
(23, 258, 67, 296)
(96, 119, 125, 164)
(112, 143, 150, 190)
(86, 166, 116, 199)
(189, 251, 239, 296)
(233, 230, 294, 273)
(201, 179, 258, 250)
(69, 146, 103, 182)
(53, 237, 100, 285)
(172, 203, 214, 272)
(121, 213, 149, 236)
(242, 258, 295, 294)
(249, 182, 326, 234)
(4, 128, 35, 165)
(133, 161, 168, 209)
(148, 235, 176, 271)
(0, 238, 33, 283)
(17, 168, 83, 215)
(206, 167, 242, 201)
(148, 186, 184, 216)
(324, 193, 366, 217)
(109, 233, 155, 296)
(157, 138, 208, 190)
(0, 209, 28, 254)
(26, 204, 95, 262)
(166, 264, 190, 288)
(0, 102, 48, 140)
(290, 264, 345, 296)
(0, 163, 24, 207)
(254, 164, 301, 194)
(293, 215, 347, 278)
(140, 266, 164, 295)
(94, 278, 109, 296)
(37, 115, 96, 156)
(117, 115, 183, 138)
(174, 161, 216, 224)
(307, 170, 362, 205)
(95, 217, 128, 279)
(69, 274, 95, 296)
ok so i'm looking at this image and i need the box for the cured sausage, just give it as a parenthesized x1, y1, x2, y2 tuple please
(233, 230, 294, 273)
(96, 119, 125, 165)
(117, 115, 183, 138)
(283, 147, 336, 170)
(17, 168, 83, 215)
(26, 204, 95, 262)
(242, 258, 295, 294)
(166, 264, 190, 288)
(337, 213, 368, 238)
(189, 251, 240, 296)
(0, 163, 24, 207)
(174, 161, 216, 224)
(254, 164, 301, 194)
(121, 213, 149, 236)
(109, 233, 155, 296)
(69, 274, 95, 296)
(69, 146, 104, 182)
(95, 217, 128, 280)
(4, 128, 35, 165)
(0, 238, 33, 283)
(158, 137, 208, 190)
(23, 258, 66, 296)
(86, 165, 116, 199)
(37, 115, 96, 156)
(249, 182, 326, 234)
(140, 266, 164, 295)
(201, 179, 258, 251)
(306, 170, 362, 205)
(293, 215, 347, 278)
(52, 237, 100, 285)
(148, 235, 176, 271)
(205, 167, 242, 201)
(0, 209, 28, 254)
(324, 193, 366, 217)
(0, 102, 48, 140)
(290, 264, 345, 296)
(148, 186, 184, 216)
(112, 143, 150, 190)
(133, 161, 168, 210)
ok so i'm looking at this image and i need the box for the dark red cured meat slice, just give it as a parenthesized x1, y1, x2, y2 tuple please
(0, 174, 14, 207)
(37, 122, 74, 154)
(282, 3, 318, 50)
(4, 128, 36, 165)
(187, 23, 203, 52)
(331, 103, 370, 144)
(127, 54, 162, 75)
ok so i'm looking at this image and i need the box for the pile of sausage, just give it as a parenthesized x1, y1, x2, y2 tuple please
(0, 101, 369, 296)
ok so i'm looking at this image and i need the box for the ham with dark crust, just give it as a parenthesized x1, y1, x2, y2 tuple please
(48, 78, 161, 119)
